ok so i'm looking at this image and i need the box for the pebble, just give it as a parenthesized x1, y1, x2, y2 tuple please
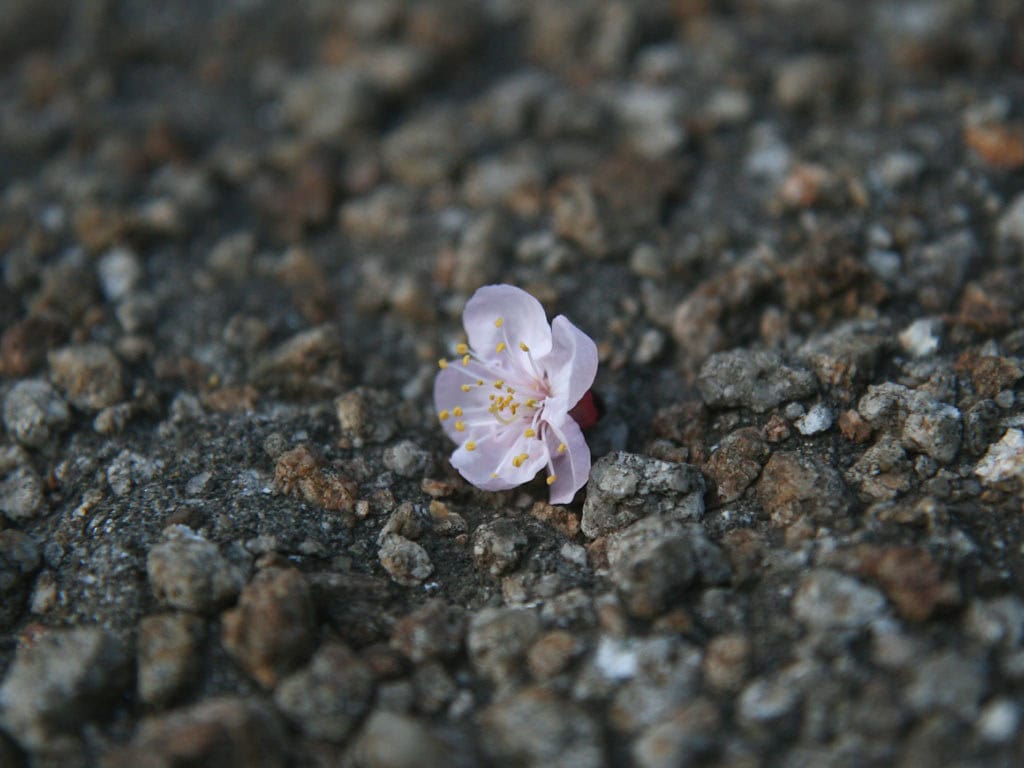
(974, 428, 1024, 487)
(335, 387, 400, 447)
(845, 436, 914, 500)
(794, 403, 833, 436)
(796, 320, 890, 394)
(138, 612, 205, 705)
(0, 445, 44, 520)
(274, 444, 358, 513)
(147, 525, 245, 614)
(378, 534, 434, 586)
(581, 451, 705, 538)
(698, 349, 817, 413)
(480, 686, 605, 768)
(48, 343, 125, 411)
(702, 633, 752, 693)
(382, 108, 466, 186)
(221, 567, 316, 688)
(857, 383, 962, 463)
(282, 69, 378, 143)
(632, 699, 721, 768)
(964, 595, 1024, 648)
(467, 607, 541, 686)
(471, 519, 527, 576)
(353, 711, 448, 768)
(391, 600, 466, 663)
(273, 642, 374, 742)
(756, 452, 850, 527)
(0, 529, 40, 627)
(792, 569, 887, 630)
(382, 440, 429, 478)
(250, 325, 345, 398)
(898, 318, 940, 358)
(2, 379, 70, 447)
(976, 698, 1021, 743)
(0, 626, 130, 754)
(906, 650, 987, 719)
(97, 247, 142, 301)
(737, 672, 802, 735)
(105, 696, 286, 768)
(995, 192, 1024, 250)
(527, 630, 579, 679)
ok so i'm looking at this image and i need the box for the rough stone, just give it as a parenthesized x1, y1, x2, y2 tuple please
(702, 427, 769, 505)
(975, 429, 1024, 487)
(378, 534, 433, 586)
(472, 519, 528, 576)
(852, 545, 960, 622)
(467, 607, 541, 686)
(756, 452, 851, 527)
(796, 321, 890, 396)
(249, 325, 345, 398)
(138, 612, 205, 705)
(105, 696, 286, 768)
(581, 452, 704, 539)
(0, 529, 40, 627)
(47, 343, 125, 411)
(382, 439, 429, 478)
(221, 567, 316, 688)
(845, 437, 914, 501)
(2, 379, 69, 447)
(274, 443, 358, 513)
(335, 387, 400, 447)
(792, 569, 887, 630)
(698, 349, 817, 413)
(0, 626, 130, 754)
(273, 642, 374, 742)
(352, 711, 448, 768)
(480, 686, 605, 768)
(631, 699, 721, 768)
(147, 525, 246, 614)
(0, 446, 44, 520)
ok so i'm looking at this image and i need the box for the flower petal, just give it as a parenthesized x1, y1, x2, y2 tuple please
(451, 426, 546, 491)
(433, 365, 492, 442)
(545, 416, 590, 504)
(540, 315, 599, 422)
(463, 284, 553, 362)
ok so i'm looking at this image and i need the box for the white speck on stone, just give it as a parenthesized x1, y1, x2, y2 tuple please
(977, 698, 1020, 743)
(560, 542, 587, 566)
(594, 636, 639, 681)
(795, 403, 833, 435)
(898, 318, 940, 358)
(975, 429, 1024, 485)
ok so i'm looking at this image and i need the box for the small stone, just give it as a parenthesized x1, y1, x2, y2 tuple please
(698, 349, 817, 413)
(907, 230, 978, 311)
(0, 447, 44, 521)
(353, 711, 448, 768)
(250, 325, 345, 398)
(97, 247, 142, 301)
(391, 600, 466, 663)
(0, 627, 130, 754)
(382, 440, 429, 478)
(221, 567, 316, 688)
(797, 321, 890, 396)
(737, 672, 802, 735)
(906, 651, 987, 719)
(702, 633, 752, 692)
(527, 630, 579, 679)
(480, 686, 605, 768)
(551, 176, 610, 258)
(794, 403, 833, 436)
(105, 696, 286, 768)
(852, 545, 960, 622)
(340, 186, 415, 240)
(335, 387, 399, 447)
(703, 428, 770, 505)
(792, 569, 887, 630)
(964, 596, 1024, 648)
(382, 109, 466, 186)
(581, 451, 704, 538)
(977, 699, 1020, 743)
(996, 192, 1024, 250)
(467, 607, 541, 685)
(138, 613, 205, 705)
(48, 343, 125, 411)
(614, 84, 687, 158)
(378, 534, 433, 586)
(845, 437, 914, 501)
(632, 699, 721, 768)
(147, 525, 245, 614)
(282, 69, 378, 144)
(472, 519, 528, 576)
(756, 452, 851, 527)
(899, 318, 940, 358)
(274, 444, 358, 513)
(774, 54, 843, 111)
(607, 516, 729, 619)
(274, 642, 374, 742)
(975, 429, 1024, 487)
(3, 379, 69, 447)
(0, 529, 40, 627)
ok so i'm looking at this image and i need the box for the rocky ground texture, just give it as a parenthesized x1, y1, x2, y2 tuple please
(2, 1, 1024, 766)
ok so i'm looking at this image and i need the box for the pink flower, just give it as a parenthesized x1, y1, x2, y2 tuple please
(434, 284, 598, 504)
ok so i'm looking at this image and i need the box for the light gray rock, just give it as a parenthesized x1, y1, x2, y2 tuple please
(48, 343, 125, 411)
(472, 519, 528, 576)
(698, 349, 817, 413)
(147, 525, 246, 614)
(382, 439, 429, 478)
(138, 612, 205, 705)
(906, 651, 988, 719)
(792, 569, 887, 630)
(467, 607, 541, 685)
(378, 534, 433, 586)
(0, 446, 44, 520)
(353, 711, 448, 768)
(3, 379, 69, 447)
(581, 451, 704, 538)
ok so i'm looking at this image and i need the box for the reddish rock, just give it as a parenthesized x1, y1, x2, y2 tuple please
(852, 545, 961, 622)
(703, 427, 770, 505)
(274, 444, 357, 514)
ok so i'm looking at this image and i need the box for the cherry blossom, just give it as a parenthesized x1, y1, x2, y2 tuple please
(434, 284, 598, 504)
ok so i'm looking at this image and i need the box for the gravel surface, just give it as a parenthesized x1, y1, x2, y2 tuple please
(2, 1, 1024, 766)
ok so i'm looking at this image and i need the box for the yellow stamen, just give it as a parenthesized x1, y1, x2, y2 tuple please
(462, 354, 470, 366)
(452, 407, 463, 417)
(512, 453, 528, 468)
(519, 341, 529, 351)
(494, 317, 504, 328)
(524, 428, 536, 438)
(525, 398, 537, 408)
(461, 384, 472, 392)
(491, 472, 498, 478)
(438, 358, 448, 369)
(439, 410, 450, 421)
(456, 343, 469, 355)
(455, 421, 466, 432)
(546, 475, 557, 485)
(557, 442, 567, 453)
(496, 342, 507, 353)
(506, 387, 515, 394)
(493, 380, 504, 389)
(465, 441, 477, 451)
(476, 379, 484, 386)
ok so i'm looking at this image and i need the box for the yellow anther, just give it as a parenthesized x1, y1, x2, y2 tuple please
(465, 441, 477, 451)
(524, 428, 536, 438)
(439, 410, 450, 421)
(495, 317, 504, 328)
(456, 343, 469, 355)
(496, 342, 507, 353)
(452, 406, 463, 417)
(506, 387, 515, 394)
(519, 341, 529, 351)
(438, 358, 448, 369)
(491, 472, 499, 478)
(512, 453, 529, 468)
(525, 398, 537, 408)
(546, 475, 557, 485)
(476, 379, 484, 386)
(461, 384, 472, 392)
(462, 354, 471, 366)
(455, 421, 466, 432)
(493, 380, 504, 389)
(557, 442, 567, 453)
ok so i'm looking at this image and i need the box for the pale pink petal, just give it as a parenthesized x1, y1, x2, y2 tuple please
(463, 285, 553, 362)
(539, 315, 599, 422)
(451, 426, 546, 491)
(545, 416, 590, 504)
(432, 365, 493, 442)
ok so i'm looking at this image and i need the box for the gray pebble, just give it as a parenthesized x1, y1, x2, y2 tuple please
(472, 519, 527, 576)
(792, 569, 887, 630)
(137, 612, 204, 706)
(3, 379, 69, 447)
(698, 348, 817, 413)
(378, 534, 433, 586)
(147, 525, 245, 614)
